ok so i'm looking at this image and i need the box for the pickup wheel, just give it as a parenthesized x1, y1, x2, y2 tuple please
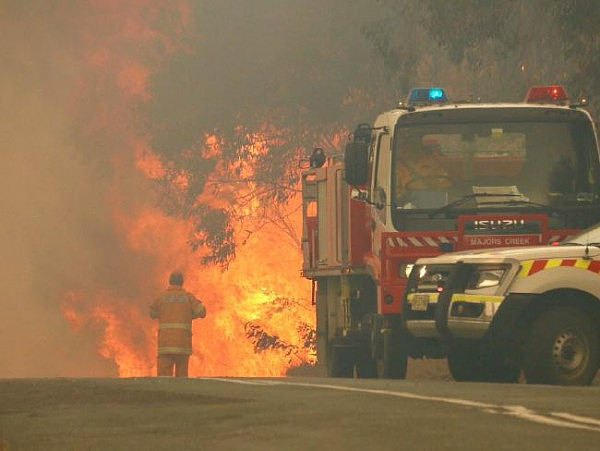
(523, 307, 599, 385)
(447, 342, 486, 382)
(328, 345, 355, 378)
(447, 341, 520, 383)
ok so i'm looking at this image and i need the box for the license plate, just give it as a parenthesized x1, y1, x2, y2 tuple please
(411, 294, 430, 311)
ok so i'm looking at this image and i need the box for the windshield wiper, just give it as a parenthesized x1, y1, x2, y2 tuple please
(562, 241, 600, 247)
(476, 199, 563, 216)
(428, 193, 524, 218)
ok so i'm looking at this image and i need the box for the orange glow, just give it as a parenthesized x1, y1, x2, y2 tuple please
(117, 63, 152, 101)
(134, 139, 167, 179)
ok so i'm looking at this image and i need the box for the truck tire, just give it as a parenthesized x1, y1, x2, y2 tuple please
(370, 315, 384, 361)
(486, 358, 521, 383)
(447, 341, 520, 383)
(355, 346, 377, 378)
(328, 345, 355, 378)
(382, 329, 408, 379)
(523, 307, 599, 385)
(447, 342, 486, 382)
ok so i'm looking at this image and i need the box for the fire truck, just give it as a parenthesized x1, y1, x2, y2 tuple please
(301, 85, 600, 378)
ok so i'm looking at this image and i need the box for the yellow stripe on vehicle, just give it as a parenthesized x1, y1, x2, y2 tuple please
(518, 260, 534, 278)
(451, 294, 504, 304)
(545, 259, 562, 269)
(575, 259, 592, 270)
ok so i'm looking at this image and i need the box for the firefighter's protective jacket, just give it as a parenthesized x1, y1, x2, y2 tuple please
(150, 285, 206, 355)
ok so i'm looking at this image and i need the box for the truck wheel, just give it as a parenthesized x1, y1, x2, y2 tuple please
(355, 346, 377, 378)
(370, 315, 384, 361)
(328, 345, 355, 378)
(447, 342, 487, 382)
(447, 341, 519, 383)
(523, 307, 599, 385)
(382, 329, 408, 379)
(486, 358, 521, 383)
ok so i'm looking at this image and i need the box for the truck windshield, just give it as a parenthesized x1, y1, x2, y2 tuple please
(392, 108, 599, 221)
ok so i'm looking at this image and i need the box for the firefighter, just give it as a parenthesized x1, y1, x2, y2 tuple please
(396, 135, 452, 206)
(150, 271, 206, 377)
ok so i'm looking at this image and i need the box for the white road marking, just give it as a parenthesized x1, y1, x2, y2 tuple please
(210, 378, 274, 386)
(502, 405, 600, 432)
(551, 412, 600, 427)
(207, 378, 600, 433)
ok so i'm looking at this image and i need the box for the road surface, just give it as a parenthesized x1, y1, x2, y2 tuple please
(1, 374, 599, 450)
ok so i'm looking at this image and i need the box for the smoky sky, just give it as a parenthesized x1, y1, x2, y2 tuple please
(148, 0, 389, 155)
(0, 0, 390, 377)
(1, 2, 119, 376)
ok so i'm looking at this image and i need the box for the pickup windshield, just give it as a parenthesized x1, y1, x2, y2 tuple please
(392, 107, 599, 229)
(564, 222, 600, 246)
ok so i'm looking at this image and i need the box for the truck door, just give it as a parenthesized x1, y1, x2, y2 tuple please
(371, 130, 391, 257)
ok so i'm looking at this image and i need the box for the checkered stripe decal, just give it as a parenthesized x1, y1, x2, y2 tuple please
(386, 235, 458, 248)
(519, 258, 600, 278)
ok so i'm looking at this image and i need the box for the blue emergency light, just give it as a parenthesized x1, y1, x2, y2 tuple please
(429, 89, 444, 100)
(407, 87, 449, 106)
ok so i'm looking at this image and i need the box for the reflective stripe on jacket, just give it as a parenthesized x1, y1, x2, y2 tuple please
(150, 286, 206, 355)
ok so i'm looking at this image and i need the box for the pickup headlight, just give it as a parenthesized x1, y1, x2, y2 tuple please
(399, 263, 415, 278)
(412, 264, 452, 291)
(467, 267, 507, 290)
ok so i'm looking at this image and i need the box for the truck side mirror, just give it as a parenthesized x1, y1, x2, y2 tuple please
(344, 140, 369, 186)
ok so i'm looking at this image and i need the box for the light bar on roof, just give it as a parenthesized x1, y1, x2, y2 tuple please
(407, 87, 449, 106)
(525, 85, 568, 103)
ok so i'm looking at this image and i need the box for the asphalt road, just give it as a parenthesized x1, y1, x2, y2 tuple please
(1, 375, 599, 450)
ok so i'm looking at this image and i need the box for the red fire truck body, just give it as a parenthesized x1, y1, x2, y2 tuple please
(301, 87, 600, 378)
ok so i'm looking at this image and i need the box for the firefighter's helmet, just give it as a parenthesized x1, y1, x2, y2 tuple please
(169, 271, 184, 287)
(310, 148, 326, 168)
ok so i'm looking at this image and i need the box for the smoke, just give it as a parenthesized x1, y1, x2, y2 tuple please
(148, 0, 390, 154)
(0, 0, 387, 377)
(0, 1, 187, 376)
(0, 2, 119, 376)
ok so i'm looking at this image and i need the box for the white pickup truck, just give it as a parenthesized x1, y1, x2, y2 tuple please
(403, 223, 600, 385)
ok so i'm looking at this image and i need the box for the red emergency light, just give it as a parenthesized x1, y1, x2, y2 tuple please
(525, 85, 568, 103)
